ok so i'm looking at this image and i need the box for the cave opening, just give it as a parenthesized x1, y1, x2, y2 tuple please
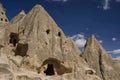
(5, 19, 8, 22)
(46, 29, 50, 34)
(58, 32, 61, 37)
(1, 18, 3, 21)
(44, 64, 55, 76)
(15, 43, 28, 57)
(1, 12, 4, 15)
(9, 33, 19, 47)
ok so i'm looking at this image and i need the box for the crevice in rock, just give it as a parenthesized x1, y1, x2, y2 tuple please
(15, 43, 28, 57)
(99, 51, 106, 80)
(84, 58, 88, 63)
(9, 32, 19, 47)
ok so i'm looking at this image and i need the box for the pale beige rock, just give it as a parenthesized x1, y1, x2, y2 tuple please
(81, 35, 120, 80)
(0, 3, 102, 80)
(113, 60, 120, 74)
(0, 3, 9, 25)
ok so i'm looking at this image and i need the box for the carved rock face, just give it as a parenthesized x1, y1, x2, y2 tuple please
(0, 2, 119, 80)
(0, 4, 101, 80)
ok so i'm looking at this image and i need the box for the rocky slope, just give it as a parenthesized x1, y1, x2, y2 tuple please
(0, 4, 101, 80)
(81, 35, 120, 80)
(113, 60, 120, 72)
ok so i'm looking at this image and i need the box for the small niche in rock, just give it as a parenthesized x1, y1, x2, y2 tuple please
(0, 45, 3, 49)
(1, 18, 3, 21)
(58, 32, 61, 37)
(5, 19, 8, 22)
(79, 54, 82, 57)
(45, 42, 48, 45)
(9, 33, 19, 47)
(46, 29, 50, 34)
(15, 43, 28, 57)
(1, 12, 4, 15)
(85, 69, 95, 75)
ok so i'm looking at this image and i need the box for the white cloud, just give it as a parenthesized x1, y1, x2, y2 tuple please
(113, 49, 120, 54)
(103, 0, 110, 10)
(112, 37, 117, 41)
(100, 0, 120, 10)
(70, 34, 103, 48)
(75, 39, 86, 48)
(45, 0, 68, 2)
(108, 49, 120, 54)
(99, 40, 103, 43)
(70, 34, 86, 48)
(114, 56, 120, 60)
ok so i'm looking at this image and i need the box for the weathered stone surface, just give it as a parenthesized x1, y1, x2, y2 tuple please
(113, 60, 120, 74)
(0, 3, 9, 25)
(1, 2, 119, 80)
(81, 35, 120, 80)
(0, 3, 101, 80)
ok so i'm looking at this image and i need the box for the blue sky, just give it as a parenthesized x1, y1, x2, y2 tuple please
(0, 0, 120, 59)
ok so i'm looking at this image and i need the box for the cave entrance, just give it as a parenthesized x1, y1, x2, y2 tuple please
(9, 33, 19, 47)
(44, 64, 55, 76)
(39, 58, 72, 76)
(15, 43, 28, 57)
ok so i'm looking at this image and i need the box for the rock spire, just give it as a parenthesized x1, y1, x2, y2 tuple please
(81, 35, 120, 80)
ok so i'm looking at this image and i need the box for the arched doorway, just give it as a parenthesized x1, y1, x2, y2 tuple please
(38, 58, 72, 76)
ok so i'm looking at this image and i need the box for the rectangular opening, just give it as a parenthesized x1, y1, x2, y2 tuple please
(15, 43, 28, 57)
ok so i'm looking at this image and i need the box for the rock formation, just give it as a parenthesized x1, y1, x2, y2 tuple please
(113, 60, 120, 73)
(0, 2, 120, 80)
(81, 35, 120, 80)
(0, 3, 101, 80)
(0, 3, 9, 25)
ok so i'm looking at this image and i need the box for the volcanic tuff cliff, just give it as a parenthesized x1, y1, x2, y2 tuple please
(0, 3, 119, 80)
(81, 35, 120, 80)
